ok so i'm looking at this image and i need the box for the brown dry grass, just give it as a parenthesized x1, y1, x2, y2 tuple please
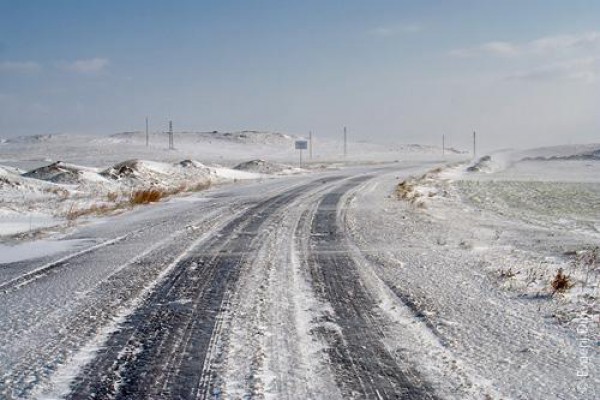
(130, 188, 165, 205)
(66, 202, 120, 221)
(551, 268, 573, 295)
(64, 180, 211, 222)
(395, 179, 426, 208)
(395, 180, 416, 200)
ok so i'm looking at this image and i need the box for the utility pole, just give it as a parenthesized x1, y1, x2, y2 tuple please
(343, 126, 347, 158)
(473, 131, 477, 159)
(145, 117, 149, 147)
(309, 131, 313, 160)
(168, 120, 174, 150)
(442, 134, 445, 157)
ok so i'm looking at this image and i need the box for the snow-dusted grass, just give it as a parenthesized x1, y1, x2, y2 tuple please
(347, 157, 600, 399)
(457, 180, 600, 232)
(0, 158, 258, 238)
(398, 149, 600, 338)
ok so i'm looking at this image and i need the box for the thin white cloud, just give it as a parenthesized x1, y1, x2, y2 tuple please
(62, 58, 109, 74)
(451, 31, 600, 58)
(0, 61, 42, 73)
(508, 57, 600, 83)
(529, 32, 600, 54)
(368, 23, 422, 37)
(480, 41, 519, 57)
(449, 41, 519, 58)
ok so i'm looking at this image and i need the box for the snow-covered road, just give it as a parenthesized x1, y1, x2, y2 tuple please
(2, 161, 595, 399)
(0, 164, 435, 399)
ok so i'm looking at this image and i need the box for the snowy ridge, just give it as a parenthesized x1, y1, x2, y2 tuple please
(107, 130, 295, 146)
(0, 131, 458, 169)
(517, 143, 600, 160)
(24, 161, 109, 185)
(233, 159, 305, 175)
(466, 154, 511, 174)
(0, 158, 265, 238)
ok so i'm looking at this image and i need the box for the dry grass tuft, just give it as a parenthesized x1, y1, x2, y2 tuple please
(395, 179, 426, 209)
(395, 180, 416, 200)
(551, 268, 573, 295)
(106, 191, 119, 202)
(130, 188, 165, 205)
(500, 268, 516, 279)
(64, 180, 211, 222)
(65, 202, 118, 221)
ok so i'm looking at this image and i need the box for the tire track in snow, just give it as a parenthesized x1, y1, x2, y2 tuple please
(0, 228, 144, 293)
(1, 205, 238, 400)
(66, 178, 345, 400)
(306, 176, 439, 399)
(210, 176, 354, 400)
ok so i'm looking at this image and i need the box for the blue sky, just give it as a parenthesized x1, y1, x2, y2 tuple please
(1, 0, 599, 150)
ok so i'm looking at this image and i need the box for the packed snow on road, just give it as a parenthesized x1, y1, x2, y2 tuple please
(0, 131, 598, 399)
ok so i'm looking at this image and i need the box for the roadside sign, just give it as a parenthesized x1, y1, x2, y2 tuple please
(295, 140, 308, 167)
(295, 140, 308, 150)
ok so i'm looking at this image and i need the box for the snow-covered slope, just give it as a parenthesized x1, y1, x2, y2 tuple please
(233, 159, 304, 175)
(0, 158, 264, 238)
(0, 130, 454, 169)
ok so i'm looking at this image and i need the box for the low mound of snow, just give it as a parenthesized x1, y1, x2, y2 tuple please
(0, 165, 22, 178)
(522, 148, 600, 161)
(23, 161, 108, 185)
(0, 165, 22, 185)
(178, 159, 207, 169)
(517, 143, 600, 161)
(5, 133, 60, 144)
(1, 164, 59, 191)
(233, 159, 303, 175)
(466, 152, 513, 174)
(0, 158, 264, 237)
(107, 130, 295, 147)
(101, 159, 221, 188)
(466, 156, 496, 173)
(226, 131, 293, 145)
(101, 160, 180, 182)
(403, 144, 462, 154)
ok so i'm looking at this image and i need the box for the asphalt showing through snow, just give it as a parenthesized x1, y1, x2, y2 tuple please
(308, 177, 437, 400)
(1, 166, 439, 399)
(67, 179, 336, 399)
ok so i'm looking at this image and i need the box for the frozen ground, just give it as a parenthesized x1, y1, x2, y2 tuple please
(0, 130, 451, 169)
(0, 131, 451, 239)
(347, 145, 600, 398)
(2, 132, 598, 399)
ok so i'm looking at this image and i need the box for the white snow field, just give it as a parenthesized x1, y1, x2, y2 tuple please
(347, 145, 599, 399)
(0, 131, 450, 239)
(1, 133, 598, 399)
